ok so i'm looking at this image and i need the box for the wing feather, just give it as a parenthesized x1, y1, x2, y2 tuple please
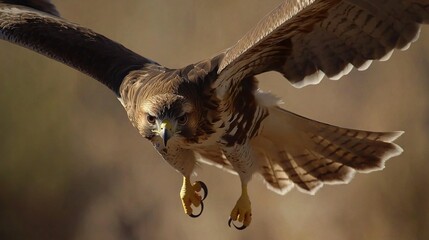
(0, 1, 157, 95)
(215, 0, 429, 88)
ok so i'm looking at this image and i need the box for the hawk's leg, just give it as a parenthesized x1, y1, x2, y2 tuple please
(157, 147, 208, 218)
(180, 176, 208, 218)
(222, 144, 255, 230)
(228, 182, 252, 230)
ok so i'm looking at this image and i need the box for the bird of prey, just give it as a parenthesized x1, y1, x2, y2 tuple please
(1, 0, 428, 230)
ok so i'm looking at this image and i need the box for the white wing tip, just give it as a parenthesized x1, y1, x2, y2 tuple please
(399, 27, 421, 51)
(357, 60, 373, 71)
(379, 49, 394, 62)
(328, 63, 354, 80)
(291, 70, 325, 88)
(400, 42, 412, 51)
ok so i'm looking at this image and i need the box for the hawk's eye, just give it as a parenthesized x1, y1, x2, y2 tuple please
(177, 114, 188, 125)
(147, 114, 156, 124)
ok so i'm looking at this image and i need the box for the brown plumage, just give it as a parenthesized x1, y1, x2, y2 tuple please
(1, 0, 428, 229)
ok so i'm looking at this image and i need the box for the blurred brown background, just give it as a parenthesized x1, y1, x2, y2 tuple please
(1, 0, 428, 239)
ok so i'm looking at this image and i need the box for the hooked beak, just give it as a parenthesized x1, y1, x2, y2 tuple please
(157, 119, 174, 147)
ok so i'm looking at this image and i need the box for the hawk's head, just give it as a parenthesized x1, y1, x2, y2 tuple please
(137, 93, 198, 148)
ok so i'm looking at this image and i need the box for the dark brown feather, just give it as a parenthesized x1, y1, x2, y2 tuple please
(0, 2, 155, 94)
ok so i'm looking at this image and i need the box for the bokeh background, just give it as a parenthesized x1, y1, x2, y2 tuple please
(1, 0, 428, 239)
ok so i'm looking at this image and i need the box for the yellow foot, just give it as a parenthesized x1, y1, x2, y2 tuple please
(180, 177, 208, 218)
(228, 192, 252, 230)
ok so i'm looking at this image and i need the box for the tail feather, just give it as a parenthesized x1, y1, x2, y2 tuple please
(278, 150, 323, 194)
(294, 149, 354, 183)
(253, 137, 295, 194)
(310, 133, 403, 172)
(253, 107, 403, 195)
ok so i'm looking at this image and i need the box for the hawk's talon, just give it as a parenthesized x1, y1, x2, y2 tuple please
(195, 181, 208, 201)
(189, 200, 204, 218)
(180, 178, 208, 218)
(228, 217, 248, 230)
(188, 181, 207, 217)
(228, 187, 252, 230)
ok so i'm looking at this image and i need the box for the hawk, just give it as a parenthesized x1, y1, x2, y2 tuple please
(1, 0, 428, 229)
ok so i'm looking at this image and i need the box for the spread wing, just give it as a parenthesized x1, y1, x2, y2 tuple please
(216, 0, 429, 88)
(0, 0, 157, 95)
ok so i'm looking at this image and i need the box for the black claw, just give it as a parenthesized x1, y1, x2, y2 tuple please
(228, 217, 247, 230)
(189, 200, 204, 218)
(196, 181, 208, 201)
(187, 181, 208, 218)
(228, 218, 233, 227)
